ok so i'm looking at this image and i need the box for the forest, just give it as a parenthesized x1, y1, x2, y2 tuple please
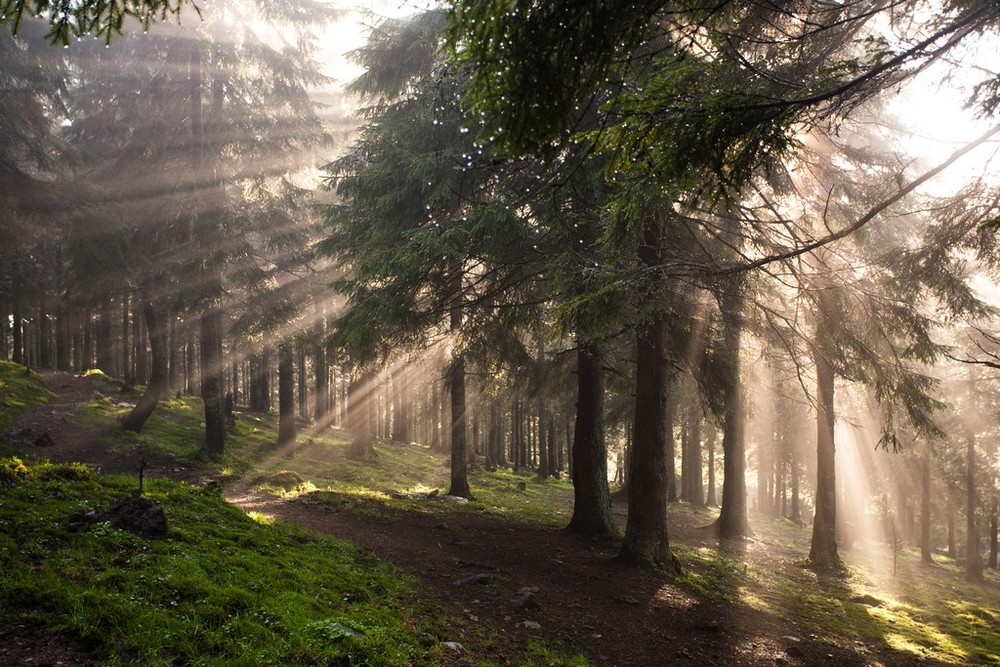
(2, 0, 1000, 665)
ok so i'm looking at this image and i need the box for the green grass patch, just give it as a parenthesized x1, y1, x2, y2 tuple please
(0, 361, 53, 430)
(0, 457, 444, 666)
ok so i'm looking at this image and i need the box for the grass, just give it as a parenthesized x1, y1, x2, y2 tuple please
(0, 457, 443, 666)
(0, 360, 53, 430)
(6, 362, 1000, 665)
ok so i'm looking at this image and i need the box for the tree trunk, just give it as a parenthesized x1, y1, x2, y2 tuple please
(809, 339, 839, 569)
(567, 340, 615, 537)
(966, 428, 983, 581)
(133, 303, 146, 384)
(11, 294, 23, 365)
(347, 369, 376, 459)
(122, 293, 131, 384)
(921, 445, 933, 564)
(448, 287, 472, 497)
(296, 342, 308, 420)
(313, 324, 329, 424)
(717, 279, 748, 539)
(278, 342, 296, 447)
(948, 507, 956, 560)
(38, 300, 52, 369)
(391, 363, 410, 442)
(665, 392, 678, 503)
(790, 449, 801, 523)
(192, 45, 226, 456)
(121, 282, 169, 433)
(989, 503, 998, 571)
(621, 314, 677, 570)
(55, 306, 70, 372)
(96, 296, 113, 373)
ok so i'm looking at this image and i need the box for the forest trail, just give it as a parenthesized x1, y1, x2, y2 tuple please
(8, 372, 951, 667)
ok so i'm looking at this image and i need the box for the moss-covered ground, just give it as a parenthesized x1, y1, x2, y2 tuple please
(2, 363, 999, 665)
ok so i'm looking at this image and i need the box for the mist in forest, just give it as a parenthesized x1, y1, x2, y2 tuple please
(4, 1, 1000, 664)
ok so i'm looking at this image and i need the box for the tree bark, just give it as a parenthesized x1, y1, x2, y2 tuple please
(621, 314, 677, 570)
(989, 503, 998, 571)
(966, 428, 983, 581)
(921, 445, 933, 564)
(296, 342, 308, 420)
(121, 281, 169, 433)
(716, 278, 749, 539)
(567, 340, 615, 537)
(347, 369, 377, 459)
(192, 44, 226, 456)
(809, 339, 839, 569)
(448, 291, 472, 497)
(278, 342, 296, 447)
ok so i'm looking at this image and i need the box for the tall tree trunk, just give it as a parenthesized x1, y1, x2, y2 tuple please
(314, 336, 329, 424)
(133, 303, 146, 383)
(97, 296, 114, 373)
(948, 507, 956, 560)
(11, 287, 23, 365)
(567, 340, 615, 537)
(989, 502, 998, 571)
(790, 448, 801, 523)
(717, 279, 748, 539)
(192, 45, 226, 455)
(390, 363, 409, 442)
(38, 299, 51, 369)
(122, 292, 131, 384)
(121, 281, 169, 432)
(621, 313, 678, 570)
(55, 306, 70, 372)
(296, 342, 308, 420)
(966, 428, 983, 581)
(430, 380, 442, 451)
(83, 308, 94, 371)
(447, 293, 472, 498)
(809, 338, 839, 569)
(167, 315, 179, 392)
(347, 369, 376, 459)
(921, 445, 933, 564)
(537, 405, 550, 478)
(278, 342, 296, 447)
(666, 392, 678, 502)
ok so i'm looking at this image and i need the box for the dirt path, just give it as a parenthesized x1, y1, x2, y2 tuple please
(6, 372, 949, 666)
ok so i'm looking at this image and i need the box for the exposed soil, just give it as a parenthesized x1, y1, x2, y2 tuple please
(4, 372, 953, 667)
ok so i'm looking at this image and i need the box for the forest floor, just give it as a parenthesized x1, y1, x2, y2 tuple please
(5, 370, 997, 666)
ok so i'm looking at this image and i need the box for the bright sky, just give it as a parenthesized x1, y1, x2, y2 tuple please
(885, 31, 1000, 191)
(320, 0, 437, 88)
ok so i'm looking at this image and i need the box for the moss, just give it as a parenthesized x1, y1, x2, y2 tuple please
(0, 361, 53, 429)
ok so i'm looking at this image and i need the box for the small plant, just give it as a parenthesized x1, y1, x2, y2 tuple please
(0, 456, 29, 485)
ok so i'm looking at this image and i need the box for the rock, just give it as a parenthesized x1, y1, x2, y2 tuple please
(104, 495, 168, 538)
(441, 642, 465, 654)
(66, 510, 98, 532)
(694, 620, 720, 631)
(849, 594, 882, 607)
(427, 488, 439, 498)
(33, 432, 55, 447)
(439, 495, 470, 504)
(382, 489, 411, 499)
(517, 620, 541, 630)
(454, 573, 499, 586)
(514, 590, 539, 609)
(786, 645, 805, 658)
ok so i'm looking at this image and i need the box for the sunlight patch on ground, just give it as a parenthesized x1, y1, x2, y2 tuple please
(246, 510, 275, 525)
(652, 584, 697, 609)
(867, 601, 969, 664)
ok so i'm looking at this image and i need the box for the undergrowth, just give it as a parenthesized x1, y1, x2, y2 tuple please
(0, 361, 53, 430)
(0, 457, 443, 666)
